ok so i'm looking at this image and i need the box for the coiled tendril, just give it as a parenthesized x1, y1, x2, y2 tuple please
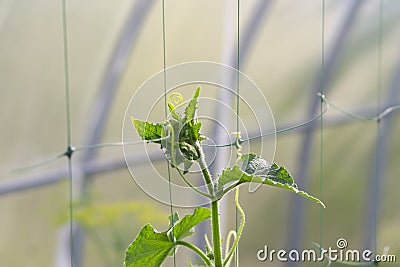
(168, 92, 184, 106)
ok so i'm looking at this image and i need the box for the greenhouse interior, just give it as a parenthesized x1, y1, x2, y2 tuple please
(1, 0, 399, 266)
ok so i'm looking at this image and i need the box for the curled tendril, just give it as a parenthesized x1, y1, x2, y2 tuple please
(232, 131, 243, 164)
(224, 230, 237, 267)
(168, 92, 184, 106)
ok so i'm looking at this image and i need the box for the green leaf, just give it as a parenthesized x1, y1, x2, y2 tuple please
(184, 86, 200, 123)
(171, 207, 211, 240)
(124, 208, 212, 267)
(218, 154, 325, 207)
(241, 154, 295, 186)
(131, 88, 205, 173)
(162, 121, 188, 168)
(192, 122, 203, 140)
(124, 224, 174, 267)
(218, 164, 248, 189)
(131, 118, 163, 143)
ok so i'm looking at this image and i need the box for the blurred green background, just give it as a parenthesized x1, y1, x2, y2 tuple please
(1, 0, 399, 266)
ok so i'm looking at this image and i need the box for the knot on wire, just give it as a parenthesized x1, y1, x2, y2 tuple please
(229, 138, 244, 148)
(232, 132, 243, 164)
(317, 92, 327, 103)
(231, 132, 243, 147)
(64, 146, 75, 158)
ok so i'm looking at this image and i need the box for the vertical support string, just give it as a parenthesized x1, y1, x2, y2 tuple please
(235, 0, 240, 266)
(161, 1, 176, 266)
(374, 0, 383, 256)
(61, 0, 74, 266)
(319, 0, 325, 265)
(66, 156, 74, 267)
(62, 0, 71, 147)
(161, 0, 167, 117)
(288, 4, 363, 266)
(236, 0, 240, 134)
(364, 0, 384, 256)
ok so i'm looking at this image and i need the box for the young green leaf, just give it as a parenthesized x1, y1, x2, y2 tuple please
(124, 208, 212, 267)
(184, 86, 200, 123)
(241, 154, 295, 186)
(124, 224, 174, 267)
(191, 122, 203, 141)
(133, 88, 205, 173)
(131, 117, 164, 143)
(170, 207, 211, 240)
(162, 119, 190, 168)
(218, 154, 325, 207)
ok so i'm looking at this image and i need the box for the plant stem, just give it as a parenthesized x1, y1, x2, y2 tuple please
(195, 142, 214, 196)
(176, 168, 213, 198)
(175, 240, 212, 266)
(211, 200, 223, 267)
(195, 142, 223, 267)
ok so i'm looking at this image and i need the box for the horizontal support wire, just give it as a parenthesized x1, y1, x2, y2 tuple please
(73, 135, 171, 151)
(11, 135, 171, 173)
(7, 94, 400, 176)
(12, 152, 67, 173)
(2, 98, 399, 196)
(320, 94, 400, 122)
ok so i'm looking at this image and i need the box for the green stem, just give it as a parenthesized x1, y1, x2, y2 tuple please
(175, 241, 212, 266)
(176, 168, 213, 199)
(211, 200, 223, 267)
(195, 142, 214, 196)
(195, 142, 223, 267)
(221, 181, 241, 197)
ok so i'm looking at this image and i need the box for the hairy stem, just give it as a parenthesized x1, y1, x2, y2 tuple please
(211, 200, 223, 267)
(195, 142, 223, 267)
(176, 168, 213, 199)
(195, 142, 214, 196)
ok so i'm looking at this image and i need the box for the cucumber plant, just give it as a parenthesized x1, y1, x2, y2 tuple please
(124, 87, 324, 267)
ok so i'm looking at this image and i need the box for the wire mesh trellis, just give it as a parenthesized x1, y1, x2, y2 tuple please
(1, 1, 400, 267)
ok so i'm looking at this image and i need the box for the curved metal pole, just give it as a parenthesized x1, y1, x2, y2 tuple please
(77, 0, 156, 195)
(287, 2, 363, 265)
